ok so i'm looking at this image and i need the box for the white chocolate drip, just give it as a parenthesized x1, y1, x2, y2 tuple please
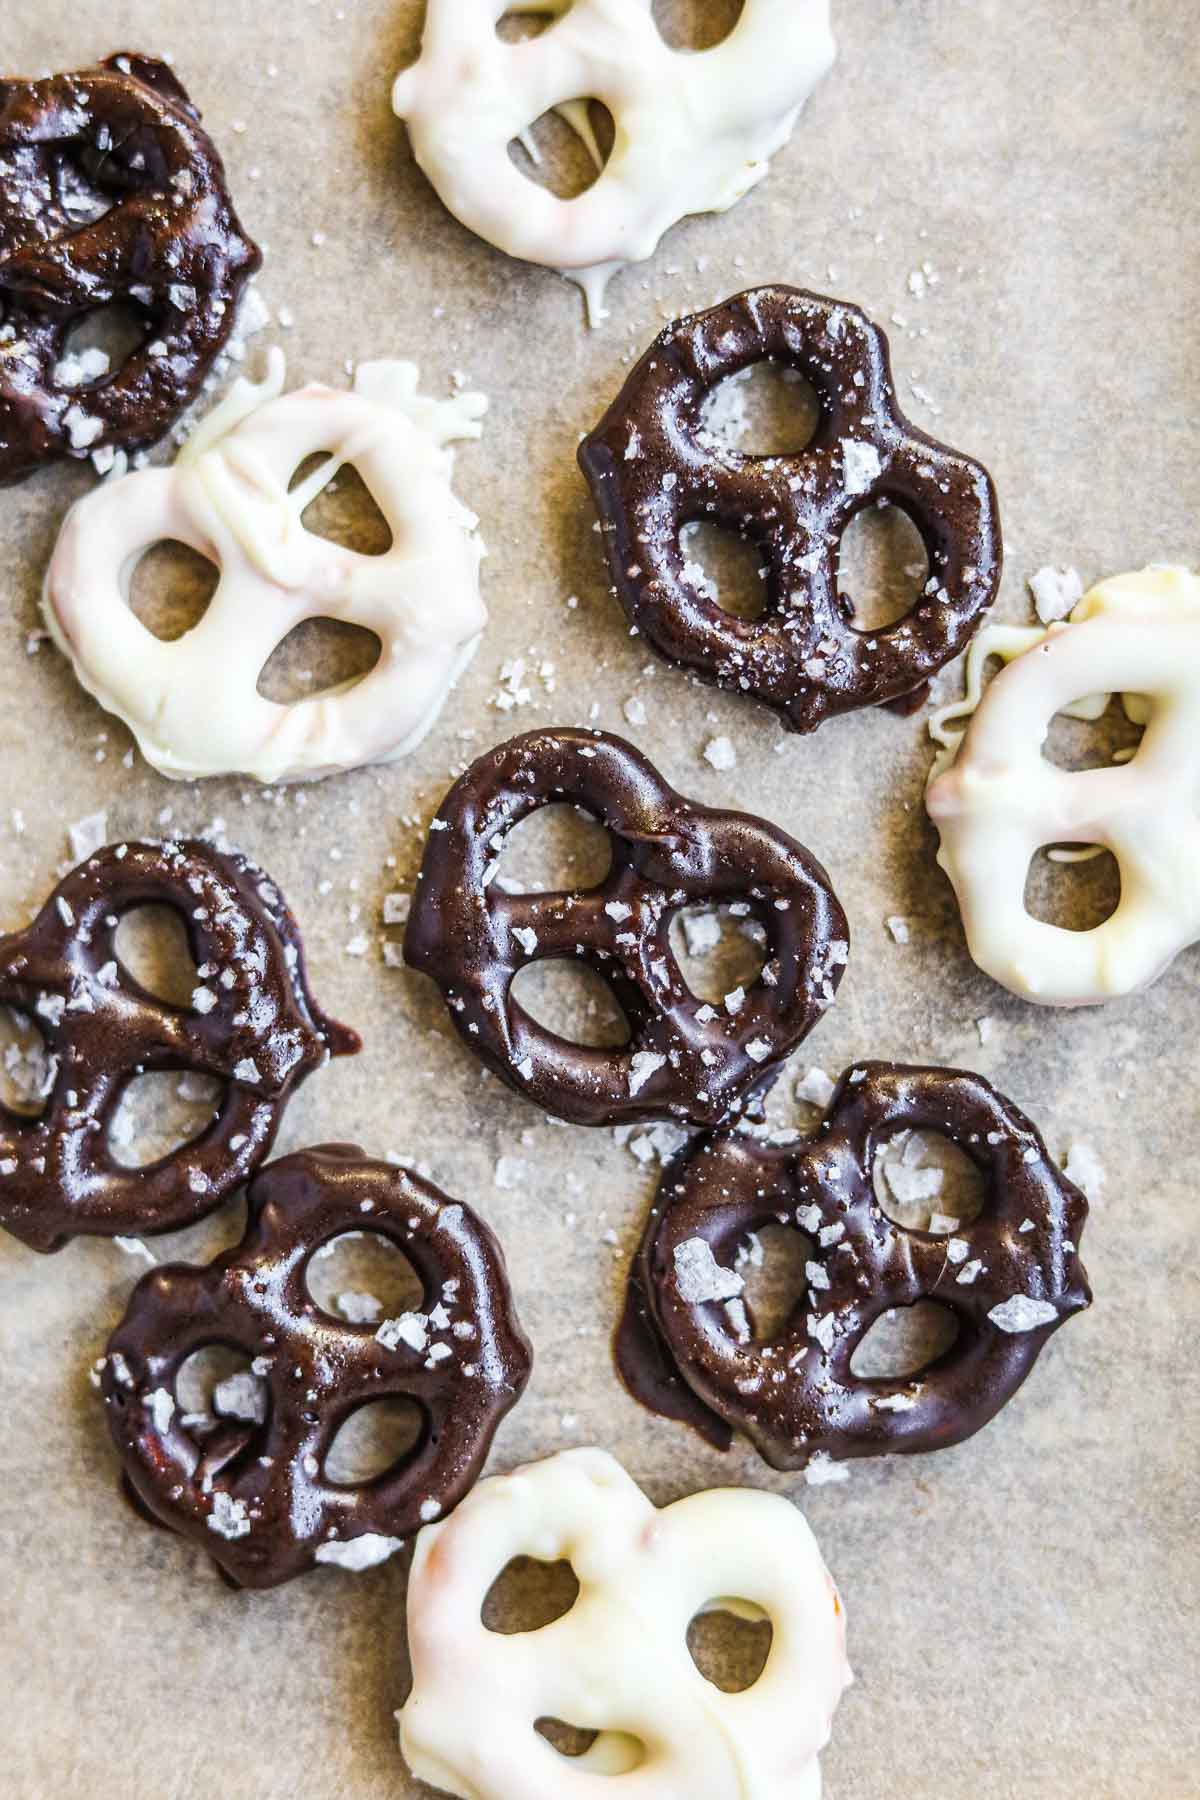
(393, 0, 837, 324)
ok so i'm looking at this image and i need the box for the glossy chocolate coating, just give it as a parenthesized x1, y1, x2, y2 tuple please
(403, 728, 848, 1128)
(579, 286, 1002, 733)
(0, 53, 260, 484)
(618, 1063, 1090, 1467)
(0, 839, 359, 1253)
(102, 1145, 533, 1590)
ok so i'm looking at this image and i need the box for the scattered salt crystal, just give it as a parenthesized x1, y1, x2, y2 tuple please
(383, 892, 411, 925)
(804, 1452, 849, 1487)
(885, 916, 911, 945)
(1063, 1141, 1104, 1198)
(338, 1291, 383, 1325)
(1029, 565, 1083, 625)
(703, 736, 737, 772)
(841, 439, 881, 495)
(315, 1533, 403, 1571)
(988, 1295, 1059, 1333)
(147, 1388, 175, 1434)
(207, 1492, 251, 1540)
(213, 1372, 268, 1425)
(623, 697, 647, 727)
(745, 1037, 772, 1064)
(796, 1067, 835, 1108)
(376, 1312, 429, 1354)
(628, 1050, 666, 1096)
(673, 1237, 744, 1304)
(512, 926, 538, 955)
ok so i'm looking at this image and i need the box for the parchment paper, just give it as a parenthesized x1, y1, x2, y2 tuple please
(2, 3, 1198, 1795)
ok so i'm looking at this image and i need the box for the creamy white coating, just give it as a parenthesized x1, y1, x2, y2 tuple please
(42, 349, 488, 784)
(392, 0, 836, 323)
(398, 1446, 851, 1799)
(926, 566, 1200, 1006)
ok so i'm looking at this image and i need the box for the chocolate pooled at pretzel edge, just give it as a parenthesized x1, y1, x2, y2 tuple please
(617, 1063, 1090, 1467)
(102, 1145, 533, 1590)
(0, 52, 260, 484)
(0, 839, 359, 1253)
(579, 286, 1002, 732)
(403, 728, 848, 1128)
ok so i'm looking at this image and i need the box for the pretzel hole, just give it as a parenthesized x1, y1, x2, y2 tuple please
(653, 0, 746, 52)
(737, 1224, 815, 1342)
(493, 803, 613, 893)
(324, 1397, 426, 1486)
(699, 361, 821, 458)
(108, 1071, 223, 1170)
(176, 1346, 263, 1434)
(838, 501, 930, 631)
(1024, 847, 1120, 932)
(256, 619, 382, 705)
(534, 1722, 646, 1773)
(874, 1130, 985, 1232)
(113, 905, 201, 1008)
(290, 457, 394, 558)
(687, 1603, 773, 1692)
(850, 1300, 960, 1379)
(305, 1231, 425, 1325)
(483, 1556, 580, 1633)
(510, 962, 631, 1048)
(669, 905, 767, 1006)
(59, 301, 151, 387)
(0, 1006, 53, 1118)
(508, 102, 615, 201)
(678, 522, 769, 622)
(496, 5, 575, 42)
(128, 541, 219, 641)
(1040, 695, 1143, 772)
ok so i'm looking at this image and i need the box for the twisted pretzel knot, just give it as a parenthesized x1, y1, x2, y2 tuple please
(0, 840, 357, 1253)
(927, 566, 1200, 1005)
(392, 1, 836, 320)
(0, 54, 259, 483)
(619, 1063, 1090, 1469)
(103, 1146, 532, 1590)
(403, 728, 848, 1127)
(399, 1447, 850, 1800)
(579, 286, 1003, 731)
(43, 349, 488, 783)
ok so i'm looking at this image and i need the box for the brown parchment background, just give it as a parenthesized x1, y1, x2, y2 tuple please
(2, 2, 1198, 1795)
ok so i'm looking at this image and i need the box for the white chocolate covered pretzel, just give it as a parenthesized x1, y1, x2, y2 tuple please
(926, 566, 1200, 1006)
(392, 0, 836, 324)
(43, 349, 487, 784)
(398, 1447, 851, 1800)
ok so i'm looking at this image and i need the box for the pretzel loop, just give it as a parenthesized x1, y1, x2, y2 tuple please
(403, 729, 848, 1127)
(580, 287, 1003, 731)
(102, 1146, 532, 1589)
(43, 352, 488, 783)
(619, 1063, 1091, 1469)
(399, 1447, 851, 1800)
(0, 840, 357, 1252)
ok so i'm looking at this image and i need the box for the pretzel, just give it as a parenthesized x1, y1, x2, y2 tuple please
(0, 53, 259, 484)
(403, 728, 848, 1127)
(0, 840, 358, 1254)
(399, 1446, 851, 1799)
(579, 286, 1003, 730)
(392, 2, 836, 323)
(43, 348, 488, 784)
(618, 1062, 1090, 1469)
(927, 565, 1200, 1005)
(102, 1144, 531, 1589)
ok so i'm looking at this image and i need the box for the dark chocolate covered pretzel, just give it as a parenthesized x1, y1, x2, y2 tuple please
(102, 1145, 532, 1589)
(403, 729, 848, 1127)
(618, 1063, 1090, 1467)
(0, 839, 358, 1252)
(579, 287, 1002, 732)
(0, 53, 259, 484)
